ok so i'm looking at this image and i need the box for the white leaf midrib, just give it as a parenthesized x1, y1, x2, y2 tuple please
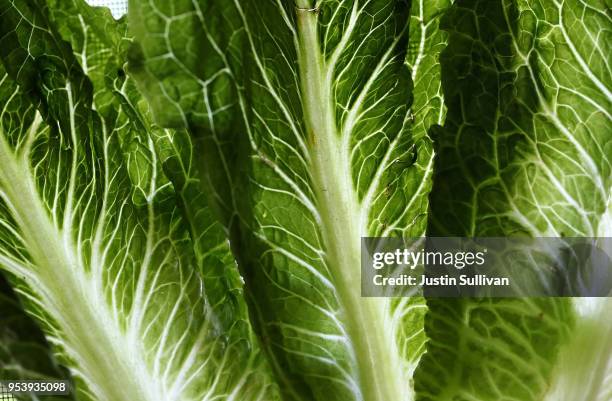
(296, 8, 411, 401)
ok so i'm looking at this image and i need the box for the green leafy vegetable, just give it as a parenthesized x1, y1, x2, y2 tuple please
(0, 1, 277, 400)
(420, 1, 612, 400)
(0, 0, 609, 400)
(127, 0, 448, 400)
(429, 0, 611, 238)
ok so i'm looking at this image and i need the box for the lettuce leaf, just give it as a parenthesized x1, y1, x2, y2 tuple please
(420, 1, 612, 400)
(0, 1, 278, 400)
(127, 1, 446, 400)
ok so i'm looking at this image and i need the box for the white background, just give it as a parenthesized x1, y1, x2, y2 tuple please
(86, 0, 127, 18)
